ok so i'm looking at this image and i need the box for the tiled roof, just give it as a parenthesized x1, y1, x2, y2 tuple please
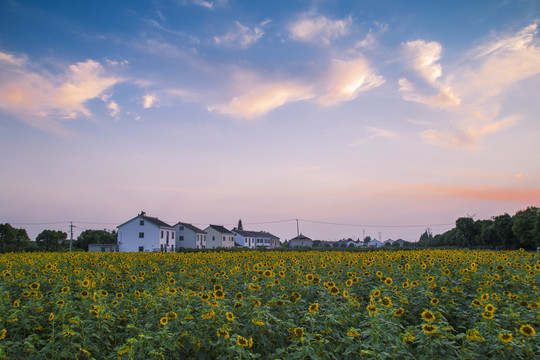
(233, 229, 280, 240)
(174, 222, 206, 234)
(142, 215, 173, 228)
(117, 214, 173, 229)
(208, 225, 234, 234)
(290, 234, 312, 241)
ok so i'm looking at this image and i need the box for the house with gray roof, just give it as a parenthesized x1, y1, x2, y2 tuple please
(289, 234, 313, 247)
(117, 211, 175, 252)
(174, 222, 206, 249)
(233, 229, 280, 249)
(204, 225, 235, 249)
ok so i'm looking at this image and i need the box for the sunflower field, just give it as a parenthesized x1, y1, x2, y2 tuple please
(0, 249, 539, 359)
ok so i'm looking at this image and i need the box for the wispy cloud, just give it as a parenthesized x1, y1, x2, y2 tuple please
(208, 82, 314, 118)
(318, 57, 384, 106)
(107, 100, 120, 119)
(402, 40, 443, 84)
(0, 51, 122, 135)
(348, 126, 397, 147)
(400, 23, 540, 149)
(208, 55, 383, 119)
(289, 14, 352, 45)
(143, 93, 157, 109)
(214, 20, 268, 48)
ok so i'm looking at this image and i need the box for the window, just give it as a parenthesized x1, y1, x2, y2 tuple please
(139, 246, 144, 252)
(161, 231, 164, 238)
(179, 236, 184, 241)
(140, 220, 144, 226)
(171, 245, 174, 252)
(212, 236, 215, 241)
(139, 232, 144, 238)
(179, 226, 184, 230)
(160, 244, 164, 252)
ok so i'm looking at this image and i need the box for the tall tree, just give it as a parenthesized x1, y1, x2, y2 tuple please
(494, 214, 515, 249)
(456, 217, 476, 248)
(0, 223, 31, 253)
(512, 207, 540, 249)
(76, 229, 117, 251)
(36, 230, 67, 251)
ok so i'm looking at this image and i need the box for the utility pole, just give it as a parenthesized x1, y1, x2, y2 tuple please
(69, 222, 74, 252)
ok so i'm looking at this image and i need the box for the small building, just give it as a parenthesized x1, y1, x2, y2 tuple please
(117, 211, 175, 252)
(367, 239, 384, 247)
(88, 244, 119, 252)
(232, 219, 280, 249)
(289, 234, 313, 247)
(174, 222, 207, 249)
(204, 225, 235, 249)
(233, 229, 280, 249)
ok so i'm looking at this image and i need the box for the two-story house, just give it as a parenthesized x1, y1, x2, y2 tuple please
(117, 211, 175, 252)
(204, 225, 235, 249)
(174, 222, 207, 249)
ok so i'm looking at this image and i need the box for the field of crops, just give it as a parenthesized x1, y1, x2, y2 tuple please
(0, 249, 539, 359)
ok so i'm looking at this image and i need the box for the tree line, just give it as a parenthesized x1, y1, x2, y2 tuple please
(1, 206, 539, 253)
(0, 225, 117, 253)
(417, 206, 540, 250)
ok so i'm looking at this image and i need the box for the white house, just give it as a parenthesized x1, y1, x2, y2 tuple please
(117, 212, 175, 252)
(289, 234, 313, 247)
(367, 239, 384, 247)
(174, 222, 206, 249)
(204, 225, 235, 249)
(233, 229, 280, 249)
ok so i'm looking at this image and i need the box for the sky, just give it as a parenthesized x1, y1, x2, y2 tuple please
(1, 0, 540, 243)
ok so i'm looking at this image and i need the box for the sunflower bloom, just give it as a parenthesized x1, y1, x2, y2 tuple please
(347, 331, 360, 337)
(380, 296, 392, 308)
(421, 324, 438, 335)
(482, 311, 494, 320)
(237, 335, 251, 347)
(217, 329, 229, 339)
(160, 317, 168, 326)
(309, 303, 319, 313)
(520, 324, 536, 336)
(394, 308, 405, 317)
(226, 312, 234, 321)
(421, 310, 436, 322)
(403, 333, 414, 343)
(29, 282, 40, 290)
(499, 333, 513, 343)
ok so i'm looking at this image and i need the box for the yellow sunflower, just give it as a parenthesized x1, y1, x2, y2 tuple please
(520, 324, 536, 336)
(421, 324, 438, 335)
(421, 310, 436, 322)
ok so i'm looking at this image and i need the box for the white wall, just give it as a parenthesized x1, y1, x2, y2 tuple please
(175, 224, 206, 249)
(118, 216, 174, 252)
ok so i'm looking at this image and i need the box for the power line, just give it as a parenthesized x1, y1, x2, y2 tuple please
(298, 219, 454, 228)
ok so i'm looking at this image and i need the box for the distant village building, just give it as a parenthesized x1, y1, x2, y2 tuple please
(204, 225, 235, 249)
(232, 219, 280, 249)
(289, 234, 313, 247)
(367, 239, 384, 247)
(117, 212, 175, 252)
(88, 244, 119, 252)
(174, 222, 207, 249)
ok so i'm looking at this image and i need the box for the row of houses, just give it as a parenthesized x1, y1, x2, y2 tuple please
(114, 212, 282, 252)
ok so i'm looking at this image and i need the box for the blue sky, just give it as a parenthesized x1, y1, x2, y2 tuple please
(1, 0, 539, 242)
